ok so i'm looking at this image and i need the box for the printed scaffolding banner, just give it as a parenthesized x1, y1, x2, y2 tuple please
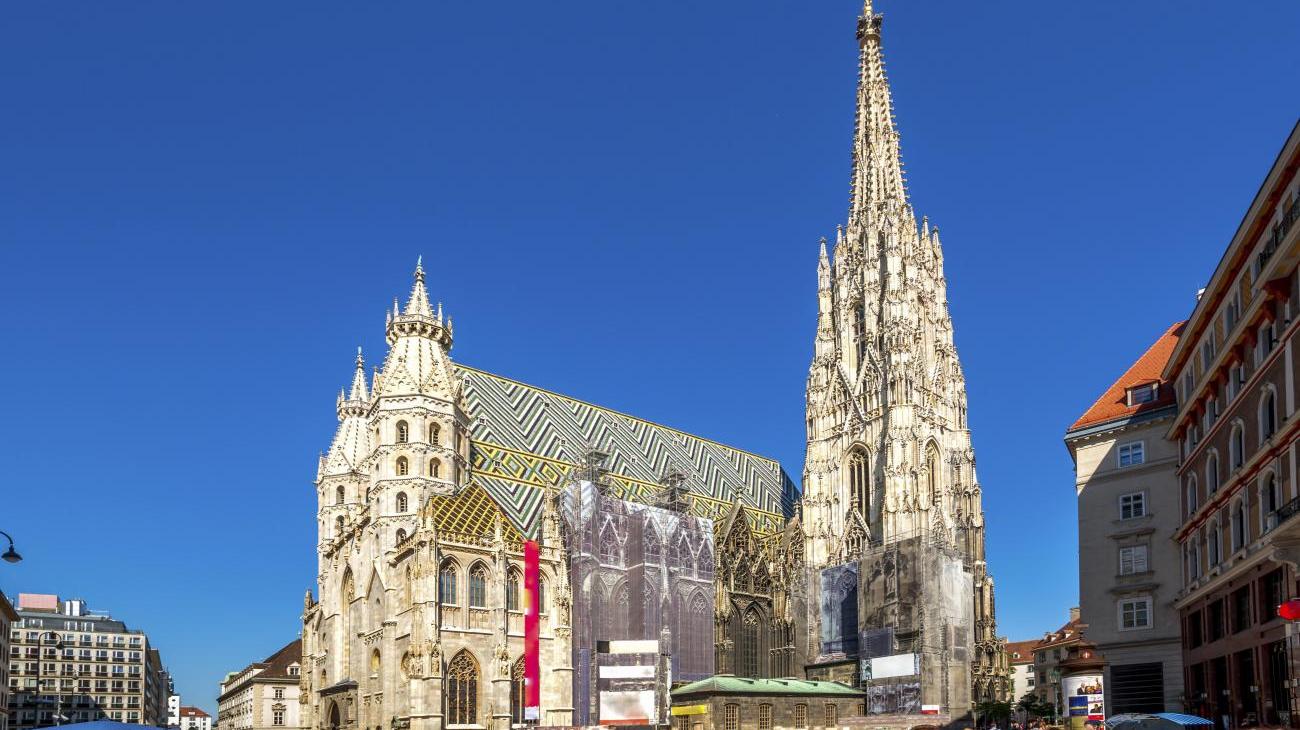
(524, 540, 541, 721)
(819, 562, 860, 656)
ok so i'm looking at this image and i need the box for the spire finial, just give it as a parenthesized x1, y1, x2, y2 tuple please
(348, 347, 368, 402)
(402, 257, 433, 317)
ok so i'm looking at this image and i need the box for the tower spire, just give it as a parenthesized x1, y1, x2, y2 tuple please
(404, 256, 434, 318)
(849, 0, 908, 225)
(349, 347, 368, 402)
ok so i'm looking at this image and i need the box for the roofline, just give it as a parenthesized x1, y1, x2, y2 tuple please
(1064, 404, 1177, 442)
(458, 364, 786, 470)
(1164, 118, 1300, 379)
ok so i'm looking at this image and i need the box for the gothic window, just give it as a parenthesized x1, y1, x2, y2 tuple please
(537, 578, 547, 613)
(690, 592, 710, 673)
(395, 456, 409, 476)
(341, 568, 355, 611)
(853, 302, 867, 366)
(439, 562, 458, 604)
(429, 423, 440, 444)
(396, 492, 408, 513)
(754, 566, 771, 595)
(369, 649, 380, 673)
(335, 486, 344, 506)
(456, 432, 463, 453)
(507, 570, 521, 611)
(446, 651, 479, 726)
(848, 448, 870, 517)
(469, 563, 489, 608)
(395, 529, 406, 546)
(698, 543, 713, 576)
(739, 608, 761, 678)
(925, 444, 941, 506)
(644, 526, 661, 564)
(734, 564, 752, 594)
(509, 657, 526, 725)
(396, 421, 409, 444)
(429, 459, 441, 478)
(599, 526, 621, 565)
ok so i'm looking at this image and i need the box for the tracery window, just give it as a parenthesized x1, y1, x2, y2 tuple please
(739, 608, 761, 678)
(848, 448, 870, 517)
(644, 527, 661, 564)
(734, 564, 752, 594)
(698, 544, 713, 576)
(599, 526, 621, 565)
(690, 592, 711, 672)
(507, 570, 521, 611)
(469, 564, 489, 608)
(925, 444, 941, 506)
(396, 492, 408, 513)
(335, 516, 344, 537)
(509, 657, 526, 725)
(439, 562, 458, 604)
(446, 651, 479, 726)
(395, 457, 409, 476)
(396, 421, 409, 444)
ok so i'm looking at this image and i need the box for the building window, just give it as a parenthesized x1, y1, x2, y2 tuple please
(1229, 364, 1245, 401)
(1120, 545, 1149, 575)
(1128, 383, 1157, 405)
(1118, 441, 1144, 467)
(273, 709, 284, 727)
(439, 563, 458, 604)
(1230, 423, 1245, 470)
(507, 570, 521, 612)
(396, 421, 409, 444)
(599, 526, 621, 565)
(1207, 453, 1220, 493)
(395, 456, 409, 476)
(724, 704, 739, 730)
(469, 564, 489, 608)
(396, 492, 408, 513)
(429, 423, 440, 444)
(274, 687, 284, 700)
(1119, 492, 1146, 520)
(848, 448, 870, 517)
(446, 651, 479, 726)
(1119, 598, 1152, 630)
(1257, 322, 1276, 365)
(1232, 500, 1247, 552)
(538, 578, 547, 613)
(1202, 339, 1216, 370)
(509, 657, 526, 725)
(793, 704, 808, 729)
(1185, 477, 1198, 517)
(1261, 389, 1278, 440)
(335, 486, 344, 506)
(1261, 473, 1281, 532)
(429, 458, 441, 478)
(395, 529, 406, 546)
(739, 608, 761, 678)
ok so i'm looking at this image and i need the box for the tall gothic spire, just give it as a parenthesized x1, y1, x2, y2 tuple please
(849, 0, 908, 225)
(348, 347, 368, 402)
(403, 255, 434, 318)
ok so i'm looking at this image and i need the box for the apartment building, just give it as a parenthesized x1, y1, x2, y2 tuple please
(7, 594, 171, 729)
(178, 706, 212, 730)
(1066, 322, 1186, 713)
(216, 640, 301, 730)
(0, 592, 18, 730)
(1167, 121, 1300, 728)
(1006, 639, 1039, 703)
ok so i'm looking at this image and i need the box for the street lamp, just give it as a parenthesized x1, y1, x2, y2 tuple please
(33, 631, 67, 727)
(1, 530, 21, 563)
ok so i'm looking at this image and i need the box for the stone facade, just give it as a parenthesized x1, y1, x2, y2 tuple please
(798, 0, 1005, 711)
(670, 677, 865, 730)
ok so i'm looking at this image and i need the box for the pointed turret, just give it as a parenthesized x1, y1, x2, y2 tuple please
(404, 256, 434, 318)
(848, 0, 909, 228)
(385, 258, 452, 349)
(348, 347, 368, 402)
(322, 349, 374, 478)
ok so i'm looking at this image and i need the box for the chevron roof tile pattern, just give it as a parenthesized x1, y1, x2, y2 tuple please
(423, 483, 524, 542)
(457, 365, 795, 538)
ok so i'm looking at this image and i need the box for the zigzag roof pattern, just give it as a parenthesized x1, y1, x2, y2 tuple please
(457, 365, 795, 539)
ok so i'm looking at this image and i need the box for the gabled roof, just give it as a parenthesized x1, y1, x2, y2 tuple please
(1005, 639, 1039, 664)
(672, 676, 864, 698)
(1068, 322, 1184, 433)
(178, 708, 208, 719)
(259, 638, 302, 680)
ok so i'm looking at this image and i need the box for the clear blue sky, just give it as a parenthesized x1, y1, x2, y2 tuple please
(2, 0, 1296, 715)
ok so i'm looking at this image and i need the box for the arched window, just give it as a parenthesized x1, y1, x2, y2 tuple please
(599, 526, 621, 565)
(509, 657, 526, 725)
(469, 564, 489, 608)
(1232, 500, 1246, 552)
(446, 651, 479, 726)
(690, 592, 710, 673)
(369, 649, 381, 673)
(396, 492, 408, 513)
(739, 608, 761, 678)
(1207, 453, 1220, 493)
(848, 448, 870, 517)
(1208, 519, 1222, 565)
(396, 421, 409, 444)
(698, 543, 714, 577)
(429, 423, 440, 444)
(924, 444, 941, 506)
(644, 526, 661, 564)
(734, 563, 752, 593)
(429, 459, 441, 478)
(1261, 389, 1278, 440)
(335, 486, 345, 506)
(1262, 473, 1281, 531)
(1185, 476, 1198, 518)
(1230, 423, 1245, 470)
(507, 570, 521, 611)
(395, 456, 409, 476)
(395, 529, 406, 546)
(439, 562, 458, 604)
(537, 578, 547, 613)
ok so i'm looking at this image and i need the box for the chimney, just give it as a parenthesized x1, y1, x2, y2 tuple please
(1069, 607, 1081, 622)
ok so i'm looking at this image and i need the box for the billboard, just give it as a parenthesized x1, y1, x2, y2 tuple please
(1062, 673, 1105, 730)
(864, 653, 920, 680)
(599, 689, 655, 726)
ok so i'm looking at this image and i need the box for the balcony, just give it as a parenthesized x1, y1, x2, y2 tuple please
(1259, 195, 1300, 271)
(1276, 497, 1300, 527)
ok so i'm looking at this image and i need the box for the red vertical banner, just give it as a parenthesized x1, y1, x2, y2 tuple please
(524, 539, 541, 722)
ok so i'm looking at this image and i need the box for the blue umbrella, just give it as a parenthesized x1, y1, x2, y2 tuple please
(1106, 713, 1214, 730)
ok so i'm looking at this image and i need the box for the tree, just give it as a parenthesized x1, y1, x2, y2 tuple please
(977, 700, 1013, 725)
(1017, 692, 1057, 721)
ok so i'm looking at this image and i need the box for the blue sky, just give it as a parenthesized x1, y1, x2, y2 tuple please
(2, 0, 1297, 715)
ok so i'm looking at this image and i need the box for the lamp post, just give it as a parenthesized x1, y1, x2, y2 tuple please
(0, 530, 21, 564)
(33, 631, 66, 727)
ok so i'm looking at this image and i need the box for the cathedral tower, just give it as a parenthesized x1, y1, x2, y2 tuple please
(801, 0, 1007, 706)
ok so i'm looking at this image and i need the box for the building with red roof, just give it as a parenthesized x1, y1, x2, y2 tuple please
(1065, 323, 1186, 715)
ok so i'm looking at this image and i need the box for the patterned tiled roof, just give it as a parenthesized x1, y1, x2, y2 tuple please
(1069, 322, 1184, 432)
(424, 483, 523, 542)
(458, 365, 795, 538)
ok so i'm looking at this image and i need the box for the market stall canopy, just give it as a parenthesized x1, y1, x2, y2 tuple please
(1105, 713, 1214, 730)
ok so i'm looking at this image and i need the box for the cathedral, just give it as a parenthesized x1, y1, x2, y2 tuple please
(299, 3, 1007, 729)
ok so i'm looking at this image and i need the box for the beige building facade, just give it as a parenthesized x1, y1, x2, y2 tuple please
(1167, 121, 1300, 728)
(1066, 324, 1187, 713)
(217, 640, 302, 730)
(0, 592, 17, 730)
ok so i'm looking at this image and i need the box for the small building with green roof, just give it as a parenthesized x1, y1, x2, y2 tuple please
(670, 675, 865, 729)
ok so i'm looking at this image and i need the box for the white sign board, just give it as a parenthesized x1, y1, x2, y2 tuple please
(869, 653, 920, 680)
(599, 665, 656, 679)
(606, 640, 660, 655)
(600, 689, 655, 723)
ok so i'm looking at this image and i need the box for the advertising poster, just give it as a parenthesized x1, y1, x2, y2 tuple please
(1061, 674, 1105, 730)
